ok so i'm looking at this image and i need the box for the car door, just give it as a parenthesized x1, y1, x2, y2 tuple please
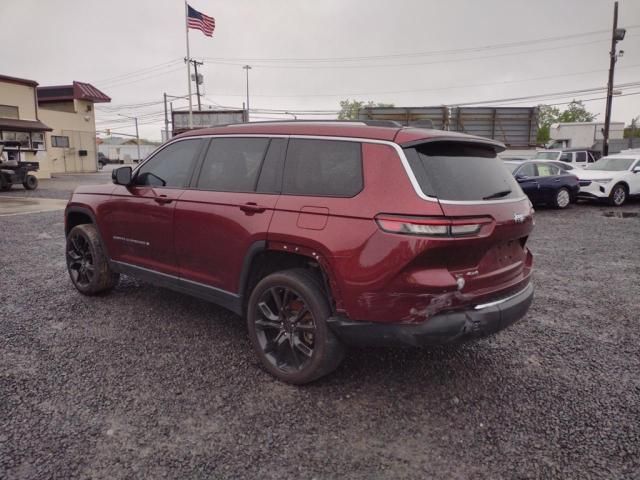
(628, 159, 640, 194)
(535, 162, 563, 203)
(173, 137, 285, 294)
(574, 151, 588, 169)
(514, 162, 540, 202)
(104, 138, 205, 276)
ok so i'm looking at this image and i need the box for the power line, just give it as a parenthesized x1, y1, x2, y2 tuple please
(202, 25, 640, 63)
(92, 58, 183, 85)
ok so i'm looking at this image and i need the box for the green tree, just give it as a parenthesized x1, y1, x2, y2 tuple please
(536, 100, 596, 144)
(338, 99, 394, 120)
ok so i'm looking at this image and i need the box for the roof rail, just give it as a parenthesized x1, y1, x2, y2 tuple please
(221, 119, 403, 128)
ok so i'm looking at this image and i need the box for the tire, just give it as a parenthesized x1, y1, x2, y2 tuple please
(66, 224, 119, 295)
(22, 175, 38, 190)
(553, 187, 571, 209)
(247, 268, 345, 384)
(609, 183, 627, 207)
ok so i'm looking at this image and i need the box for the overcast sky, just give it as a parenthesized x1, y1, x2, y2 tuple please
(2, 0, 640, 140)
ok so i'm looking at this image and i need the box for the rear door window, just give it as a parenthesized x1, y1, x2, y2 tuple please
(404, 142, 522, 201)
(136, 139, 203, 188)
(575, 151, 587, 163)
(196, 137, 270, 192)
(283, 139, 363, 197)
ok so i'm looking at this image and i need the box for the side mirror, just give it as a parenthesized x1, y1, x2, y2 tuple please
(633, 166, 640, 174)
(112, 166, 132, 185)
(515, 174, 528, 182)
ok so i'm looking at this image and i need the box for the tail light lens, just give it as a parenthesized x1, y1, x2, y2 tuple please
(375, 214, 490, 237)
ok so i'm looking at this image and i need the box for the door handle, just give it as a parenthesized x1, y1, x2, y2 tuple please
(240, 202, 266, 214)
(154, 195, 173, 205)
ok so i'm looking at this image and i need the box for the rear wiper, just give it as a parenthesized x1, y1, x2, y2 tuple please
(482, 189, 512, 200)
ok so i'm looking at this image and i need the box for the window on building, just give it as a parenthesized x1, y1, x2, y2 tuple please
(0, 105, 19, 119)
(196, 138, 270, 192)
(283, 139, 363, 197)
(16, 132, 31, 149)
(31, 132, 45, 150)
(1, 131, 16, 141)
(135, 139, 202, 188)
(51, 135, 70, 148)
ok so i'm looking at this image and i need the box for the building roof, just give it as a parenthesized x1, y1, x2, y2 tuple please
(37, 81, 111, 104)
(0, 74, 38, 87)
(0, 118, 52, 132)
(176, 120, 505, 149)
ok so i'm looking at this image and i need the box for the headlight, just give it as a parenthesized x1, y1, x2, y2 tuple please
(593, 178, 613, 184)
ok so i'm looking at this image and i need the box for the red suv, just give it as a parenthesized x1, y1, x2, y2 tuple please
(65, 121, 534, 384)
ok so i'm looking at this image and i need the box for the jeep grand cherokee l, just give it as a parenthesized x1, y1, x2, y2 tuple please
(65, 121, 534, 384)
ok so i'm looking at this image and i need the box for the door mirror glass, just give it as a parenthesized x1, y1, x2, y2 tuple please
(112, 166, 132, 185)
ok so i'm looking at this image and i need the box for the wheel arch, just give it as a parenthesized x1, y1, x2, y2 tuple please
(239, 241, 341, 316)
(65, 205, 111, 259)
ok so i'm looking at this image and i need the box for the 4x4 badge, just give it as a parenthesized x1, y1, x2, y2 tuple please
(513, 213, 526, 223)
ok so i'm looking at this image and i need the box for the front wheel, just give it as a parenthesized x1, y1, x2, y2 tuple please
(66, 224, 119, 295)
(553, 187, 571, 209)
(609, 183, 627, 207)
(247, 269, 345, 384)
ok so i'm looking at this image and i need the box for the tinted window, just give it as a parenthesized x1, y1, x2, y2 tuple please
(405, 142, 522, 201)
(283, 139, 362, 197)
(256, 138, 287, 194)
(575, 151, 587, 163)
(517, 163, 536, 177)
(136, 139, 202, 187)
(559, 152, 572, 163)
(197, 138, 269, 192)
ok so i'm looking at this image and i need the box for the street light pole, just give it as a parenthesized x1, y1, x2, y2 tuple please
(118, 114, 141, 163)
(603, 1, 626, 156)
(243, 65, 252, 122)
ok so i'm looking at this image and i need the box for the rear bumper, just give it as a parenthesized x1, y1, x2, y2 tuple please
(327, 282, 534, 347)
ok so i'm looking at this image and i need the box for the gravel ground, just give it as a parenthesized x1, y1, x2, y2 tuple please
(1, 185, 639, 479)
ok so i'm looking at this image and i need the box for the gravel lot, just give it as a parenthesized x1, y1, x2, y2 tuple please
(1, 175, 639, 479)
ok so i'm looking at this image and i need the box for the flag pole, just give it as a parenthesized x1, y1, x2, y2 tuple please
(184, 1, 193, 129)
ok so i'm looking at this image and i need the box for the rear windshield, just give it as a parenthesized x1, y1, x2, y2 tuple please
(404, 142, 522, 201)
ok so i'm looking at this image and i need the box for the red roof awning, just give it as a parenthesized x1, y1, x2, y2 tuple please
(37, 81, 110, 104)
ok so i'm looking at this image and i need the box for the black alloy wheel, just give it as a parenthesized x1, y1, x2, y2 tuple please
(67, 231, 95, 288)
(247, 269, 345, 384)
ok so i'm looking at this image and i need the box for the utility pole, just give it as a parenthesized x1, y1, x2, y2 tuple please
(243, 65, 252, 122)
(163, 93, 169, 141)
(188, 59, 204, 111)
(118, 114, 141, 163)
(603, 1, 626, 156)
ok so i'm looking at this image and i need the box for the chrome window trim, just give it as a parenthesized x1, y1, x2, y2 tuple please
(142, 133, 526, 205)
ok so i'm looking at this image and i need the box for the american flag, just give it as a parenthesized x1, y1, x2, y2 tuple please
(187, 4, 215, 37)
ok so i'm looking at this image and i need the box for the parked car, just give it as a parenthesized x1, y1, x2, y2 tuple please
(575, 153, 640, 206)
(533, 148, 601, 168)
(64, 121, 535, 384)
(98, 152, 124, 169)
(504, 160, 579, 209)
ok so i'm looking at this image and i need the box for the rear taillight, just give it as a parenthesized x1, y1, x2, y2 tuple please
(375, 214, 491, 237)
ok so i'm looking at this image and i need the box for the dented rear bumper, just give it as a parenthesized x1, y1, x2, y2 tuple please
(327, 282, 534, 347)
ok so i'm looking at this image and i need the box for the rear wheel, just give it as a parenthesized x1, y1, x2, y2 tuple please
(22, 175, 38, 190)
(66, 224, 119, 295)
(247, 269, 345, 384)
(553, 187, 571, 209)
(609, 183, 627, 207)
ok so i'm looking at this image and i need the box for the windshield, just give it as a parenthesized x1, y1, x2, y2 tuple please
(586, 157, 634, 171)
(404, 142, 522, 201)
(534, 151, 559, 160)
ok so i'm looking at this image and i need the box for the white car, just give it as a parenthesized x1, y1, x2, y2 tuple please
(576, 154, 640, 206)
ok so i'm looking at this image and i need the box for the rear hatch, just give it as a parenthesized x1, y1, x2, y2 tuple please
(402, 140, 534, 298)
